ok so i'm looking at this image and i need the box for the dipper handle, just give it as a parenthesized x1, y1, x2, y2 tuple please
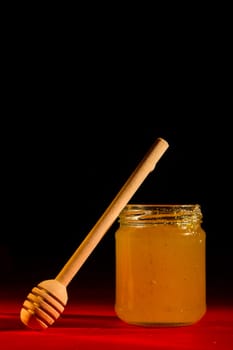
(56, 137, 169, 286)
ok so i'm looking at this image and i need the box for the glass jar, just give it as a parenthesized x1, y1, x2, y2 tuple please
(115, 204, 206, 326)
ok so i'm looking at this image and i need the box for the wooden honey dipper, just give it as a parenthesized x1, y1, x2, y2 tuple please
(20, 137, 169, 330)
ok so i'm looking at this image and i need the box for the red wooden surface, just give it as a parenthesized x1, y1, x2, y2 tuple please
(0, 287, 232, 350)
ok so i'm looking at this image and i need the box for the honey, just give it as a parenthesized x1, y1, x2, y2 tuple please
(115, 204, 206, 326)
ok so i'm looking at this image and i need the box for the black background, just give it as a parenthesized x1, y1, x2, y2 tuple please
(1, 15, 232, 304)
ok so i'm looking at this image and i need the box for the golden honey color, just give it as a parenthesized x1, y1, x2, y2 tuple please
(115, 204, 206, 326)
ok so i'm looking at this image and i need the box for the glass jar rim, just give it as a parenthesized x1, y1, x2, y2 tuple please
(119, 203, 202, 225)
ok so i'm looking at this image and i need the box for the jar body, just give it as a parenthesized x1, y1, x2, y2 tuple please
(115, 204, 206, 326)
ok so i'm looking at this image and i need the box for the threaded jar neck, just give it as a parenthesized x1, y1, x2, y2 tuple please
(119, 204, 203, 226)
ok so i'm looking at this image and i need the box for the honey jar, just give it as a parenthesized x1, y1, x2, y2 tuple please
(115, 204, 206, 326)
